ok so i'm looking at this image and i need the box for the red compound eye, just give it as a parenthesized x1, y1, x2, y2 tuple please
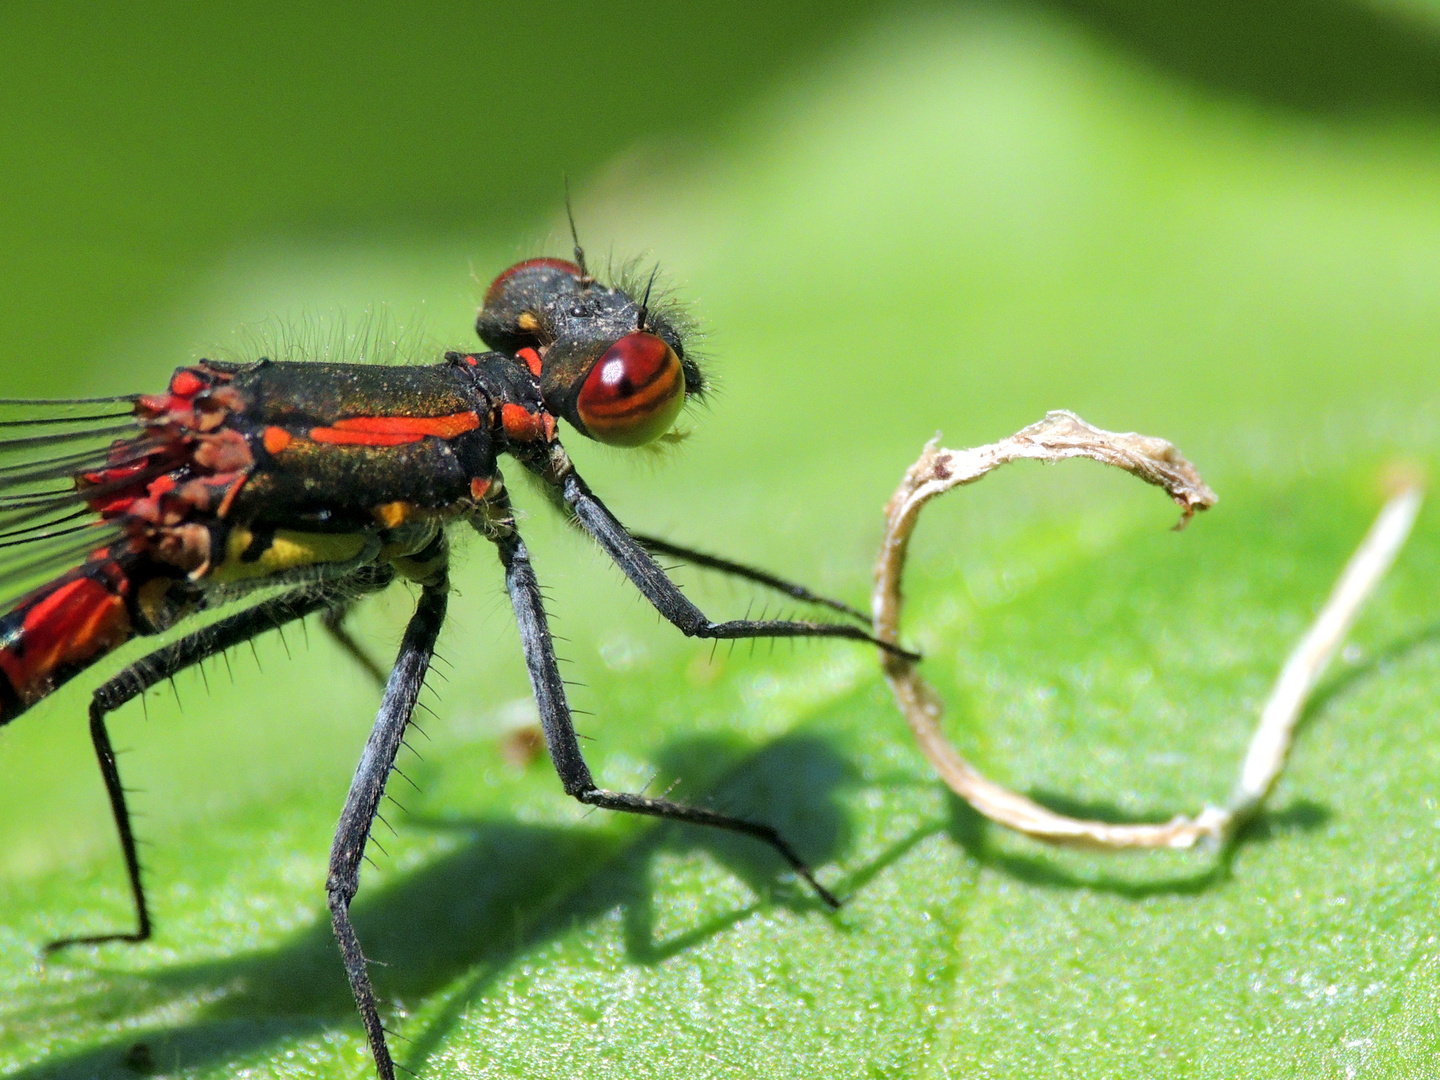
(575, 332, 686, 446)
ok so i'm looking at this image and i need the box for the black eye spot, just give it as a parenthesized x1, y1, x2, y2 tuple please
(569, 305, 586, 318)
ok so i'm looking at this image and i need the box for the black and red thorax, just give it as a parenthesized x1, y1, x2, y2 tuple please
(0, 352, 545, 719)
(0, 256, 703, 722)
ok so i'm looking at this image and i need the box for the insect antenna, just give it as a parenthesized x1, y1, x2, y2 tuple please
(636, 265, 660, 332)
(564, 176, 594, 286)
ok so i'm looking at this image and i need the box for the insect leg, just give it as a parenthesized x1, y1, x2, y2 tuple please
(322, 602, 388, 687)
(46, 569, 392, 953)
(327, 574, 448, 1080)
(629, 532, 870, 624)
(561, 470, 918, 660)
(530, 461, 870, 625)
(496, 529, 840, 909)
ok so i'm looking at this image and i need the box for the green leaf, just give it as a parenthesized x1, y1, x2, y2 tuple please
(4, 6, 1440, 1078)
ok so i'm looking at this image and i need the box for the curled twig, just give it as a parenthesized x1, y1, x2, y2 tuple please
(872, 410, 1421, 849)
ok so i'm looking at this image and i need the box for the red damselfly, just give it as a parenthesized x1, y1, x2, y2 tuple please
(0, 238, 915, 1079)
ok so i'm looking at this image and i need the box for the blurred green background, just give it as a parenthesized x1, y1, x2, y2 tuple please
(3, 1, 1440, 1077)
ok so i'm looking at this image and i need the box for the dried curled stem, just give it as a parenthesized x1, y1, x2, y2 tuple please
(872, 410, 1421, 849)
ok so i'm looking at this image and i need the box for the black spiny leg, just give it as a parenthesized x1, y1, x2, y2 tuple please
(496, 529, 841, 909)
(46, 571, 392, 954)
(327, 576, 448, 1080)
(630, 533, 870, 625)
(561, 470, 917, 660)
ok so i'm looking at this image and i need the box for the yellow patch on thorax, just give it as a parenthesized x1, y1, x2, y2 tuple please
(209, 526, 370, 583)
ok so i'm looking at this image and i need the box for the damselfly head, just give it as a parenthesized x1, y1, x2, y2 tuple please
(476, 258, 703, 448)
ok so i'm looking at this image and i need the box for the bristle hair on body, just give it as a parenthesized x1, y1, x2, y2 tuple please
(609, 258, 702, 345)
(215, 308, 443, 369)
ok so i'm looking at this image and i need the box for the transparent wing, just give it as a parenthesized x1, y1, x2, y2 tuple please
(0, 396, 146, 606)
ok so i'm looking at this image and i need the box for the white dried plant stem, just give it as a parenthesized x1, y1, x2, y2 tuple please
(1226, 483, 1423, 827)
(872, 410, 1421, 850)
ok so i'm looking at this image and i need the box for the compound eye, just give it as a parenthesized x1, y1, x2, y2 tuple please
(575, 332, 686, 446)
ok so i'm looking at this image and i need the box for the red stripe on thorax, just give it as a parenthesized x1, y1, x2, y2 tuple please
(308, 429, 419, 447)
(307, 411, 481, 447)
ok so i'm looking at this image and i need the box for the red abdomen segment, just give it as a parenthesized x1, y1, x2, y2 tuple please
(0, 559, 135, 723)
